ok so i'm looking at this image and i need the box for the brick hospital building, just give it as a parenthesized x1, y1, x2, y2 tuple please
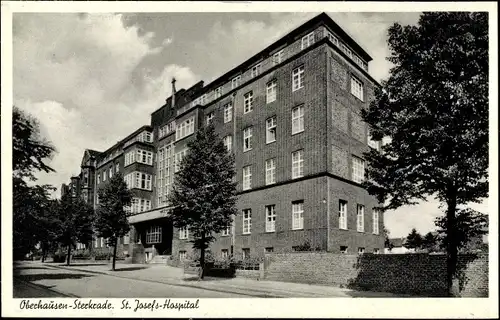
(62, 12, 385, 263)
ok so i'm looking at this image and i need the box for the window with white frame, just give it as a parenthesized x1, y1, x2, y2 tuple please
(265, 205, 276, 232)
(351, 76, 364, 101)
(223, 135, 232, 152)
(242, 166, 252, 190)
(221, 249, 229, 258)
(292, 150, 304, 179)
(109, 167, 113, 178)
(146, 226, 162, 244)
(292, 201, 304, 230)
(223, 103, 232, 123)
(215, 86, 223, 99)
(358, 247, 365, 255)
(373, 248, 380, 254)
(265, 158, 276, 185)
(251, 64, 261, 78)
(357, 204, 365, 232)
(244, 91, 253, 114)
(179, 226, 188, 240)
(97, 174, 100, 184)
(291, 105, 304, 134)
(175, 116, 195, 141)
(159, 121, 176, 138)
(243, 127, 253, 152)
(242, 248, 250, 259)
(115, 163, 119, 173)
(174, 149, 188, 173)
(266, 80, 277, 103)
(339, 200, 348, 230)
(266, 116, 277, 143)
(292, 65, 304, 91)
(221, 222, 231, 236)
(352, 156, 365, 183)
(124, 172, 152, 190)
(179, 250, 187, 261)
(206, 112, 214, 125)
(301, 31, 315, 50)
(103, 170, 107, 182)
(231, 75, 241, 89)
(373, 210, 380, 235)
(242, 209, 252, 234)
(139, 199, 151, 212)
(272, 49, 283, 65)
(137, 149, 154, 166)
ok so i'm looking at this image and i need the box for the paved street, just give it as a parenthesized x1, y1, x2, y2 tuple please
(13, 262, 249, 298)
(13, 261, 402, 298)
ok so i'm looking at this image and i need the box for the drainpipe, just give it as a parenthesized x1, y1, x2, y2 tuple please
(231, 91, 237, 256)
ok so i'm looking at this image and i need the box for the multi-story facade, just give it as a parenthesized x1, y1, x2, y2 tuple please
(63, 12, 384, 263)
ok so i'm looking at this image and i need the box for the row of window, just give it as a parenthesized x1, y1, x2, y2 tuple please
(124, 198, 152, 214)
(158, 120, 176, 139)
(326, 31, 368, 71)
(97, 163, 120, 184)
(176, 116, 195, 141)
(124, 172, 153, 191)
(124, 130, 153, 149)
(338, 201, 380, 234)
(124, 148, 154, 166)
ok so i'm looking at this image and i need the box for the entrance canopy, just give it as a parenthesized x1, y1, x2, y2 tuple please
(128, 207, 171, 224)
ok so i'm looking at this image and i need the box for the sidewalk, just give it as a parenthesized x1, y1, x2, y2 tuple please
(45, 262, 402, 298)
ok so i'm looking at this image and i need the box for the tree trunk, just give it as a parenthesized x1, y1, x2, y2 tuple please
(41, 245, 46, 263)
(112, 241, 117, 271)
(66, 245, 71, 266)
(199, 235, 206, 280)
(446, 194, 459, 297)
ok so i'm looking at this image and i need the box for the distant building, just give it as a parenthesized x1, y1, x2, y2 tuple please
(384, 237, 415, 254)
(62, 12, 385, 263)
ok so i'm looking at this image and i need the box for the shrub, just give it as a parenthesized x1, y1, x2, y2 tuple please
(73, 249, 91, 260)
(53, 252, 66, 263)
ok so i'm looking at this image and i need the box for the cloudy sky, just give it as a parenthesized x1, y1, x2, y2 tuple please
(12, 11, 489, 238)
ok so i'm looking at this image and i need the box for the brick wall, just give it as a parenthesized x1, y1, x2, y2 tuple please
(263, 252, 488, 297)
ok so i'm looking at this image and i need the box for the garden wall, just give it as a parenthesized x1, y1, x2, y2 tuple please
(263, 252, 488, 297)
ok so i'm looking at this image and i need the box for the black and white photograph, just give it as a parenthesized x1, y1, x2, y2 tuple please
(1, 1, 498, 318)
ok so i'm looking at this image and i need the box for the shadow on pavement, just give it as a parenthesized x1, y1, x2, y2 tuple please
(112, 266, 150, 272)
(58, 263, 108, 267)
(14, 266, 50, 271)
(16, 273, 93, 282)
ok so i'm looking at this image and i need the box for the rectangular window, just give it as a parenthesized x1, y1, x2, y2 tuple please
(292, 65, 305, 91)
(244, 91, 253, 114)
(242, 166, 252, 191)
(242, 248, 250, 259)
(340, 246, 348, 254)
(266, 116, 277, 143)
(292, 150, 304, 179)
(301, 31, 315, 50)
(251, 64, 261, 78)
(221, 223, 231, 236)
(223, 135, 232, 152)
(266, 80, 277, 103)
(97, 174, 101, 184)
(223, 103, 232, 123)
(215, 86, 223, 99)
(135, 149, 153, 166)
(265, 247, 274, 253)
(351, 76, 364, 101)
(373, 248, 380, 254)
(265, 158, 276, 185)
(103, 171, 107, 182)
(292, 201, 304, 230)
(272, 50, 283, 65)
(179, 227, 189, 240)
(231, 75, 241, 89)
(243, 127, 253, 152)
(367, 128, 380, 151)
(206, 112, 214, 125)
(339, 200, 348, 230)
(174, 149, 188, 173)
(352, 156, 365, 183)
(115, 163, 119, 173)
(175, 116, 195, 141)
(123, 232, 130, 245)
(291, 105, 304, 134)
(242, 209, 252, 234)
(179, 250, 187, 261)
(373, 210, 380, 235)
(146, 226, 162, 244)
(221, 249, 229, 259)
(109, 167, 113, 178)
(265, 205, 276, 232)
(357, 204, 365, 232)
(358, 247, 365, 255)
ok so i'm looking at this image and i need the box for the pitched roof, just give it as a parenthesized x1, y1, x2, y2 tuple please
(86, 149, 102, 159)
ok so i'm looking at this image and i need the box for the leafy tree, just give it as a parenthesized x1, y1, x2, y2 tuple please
(422, 231, 439, 253)
(94, 173, 133, 271)
(361, 13, 488, 295)
(404, 228, 423, 251)
(168, 123, 238, 279)
(435, 208, 488, 252)
(12, 106, 57, 259)
(54, 193, 95, 265)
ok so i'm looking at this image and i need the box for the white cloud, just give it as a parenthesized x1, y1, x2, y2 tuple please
(13, 13, 198, 196)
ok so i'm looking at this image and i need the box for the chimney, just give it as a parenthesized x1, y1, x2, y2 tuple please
(171, 77, 177, 109)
